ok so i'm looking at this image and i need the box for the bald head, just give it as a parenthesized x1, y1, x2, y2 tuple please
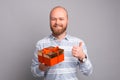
(50, 6, 68, 19)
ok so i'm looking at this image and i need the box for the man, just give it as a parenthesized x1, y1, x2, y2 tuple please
(31, 6, 92, 80)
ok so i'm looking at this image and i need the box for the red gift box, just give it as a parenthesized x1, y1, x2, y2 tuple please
(38, 46, 64, 66)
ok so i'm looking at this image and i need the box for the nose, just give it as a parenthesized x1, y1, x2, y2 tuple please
(55, 19, 60, 24)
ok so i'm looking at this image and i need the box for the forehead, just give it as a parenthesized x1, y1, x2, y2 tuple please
(50, 8, 67, 18)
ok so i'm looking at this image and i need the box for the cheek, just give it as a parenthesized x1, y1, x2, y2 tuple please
(63, 20, 68, 24)
(62, 22, 67, 26)
(50, 21, 55, 26)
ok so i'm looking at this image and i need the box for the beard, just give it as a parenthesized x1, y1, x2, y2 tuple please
(50, 24, 67, 36)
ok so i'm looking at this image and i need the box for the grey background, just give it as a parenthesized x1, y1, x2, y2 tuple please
(0, 0, 120, 80)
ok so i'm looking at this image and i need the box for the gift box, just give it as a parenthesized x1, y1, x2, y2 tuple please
(38, 46, 64, 66)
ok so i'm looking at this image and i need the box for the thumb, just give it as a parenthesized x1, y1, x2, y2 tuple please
(79, 42, 82, 47)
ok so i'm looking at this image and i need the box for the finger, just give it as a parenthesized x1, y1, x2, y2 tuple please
(41, 63, 48, 67)
(79, 42, 82, 47)
(72, 47, 76, 52)
(41, 63, 45, 65)
(72, 52, 77, 57)
(72, 47, 78, 52)
(73, 46, 78, 49)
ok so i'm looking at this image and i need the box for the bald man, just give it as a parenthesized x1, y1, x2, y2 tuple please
(31, 6, 92, 80)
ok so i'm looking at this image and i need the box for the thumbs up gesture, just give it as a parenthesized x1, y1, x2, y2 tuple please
(72, 42, 86, 60)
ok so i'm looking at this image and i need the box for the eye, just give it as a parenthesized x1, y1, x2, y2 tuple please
(51, 17, 56, 21)
(59, 18, 64, 21)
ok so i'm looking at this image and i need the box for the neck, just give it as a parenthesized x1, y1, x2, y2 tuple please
(52, 32, 67, 41)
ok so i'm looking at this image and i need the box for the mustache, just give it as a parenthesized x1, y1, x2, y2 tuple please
(53, 24, 63, 27)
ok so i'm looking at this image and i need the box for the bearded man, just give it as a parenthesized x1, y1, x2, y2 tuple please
(31, 6, 93, 80)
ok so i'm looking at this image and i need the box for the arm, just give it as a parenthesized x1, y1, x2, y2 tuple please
(31, 48, 45, 78)
(72, 41, 93, 76)
(78, 56, 93, 76)
(78, 42, 93, 76)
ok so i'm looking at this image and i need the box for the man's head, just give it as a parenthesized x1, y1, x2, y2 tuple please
(50, 6, 68, 36)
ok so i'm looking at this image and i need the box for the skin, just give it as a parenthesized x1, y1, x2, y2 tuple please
(39, 6, 86, 71)
(50, 6, 68, 41)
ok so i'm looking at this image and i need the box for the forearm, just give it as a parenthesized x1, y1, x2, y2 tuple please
(79, 59, 93, 76)
(78, 41, 93, 76)
(31, 49, 45, 77)
(31, 63, 45, 77)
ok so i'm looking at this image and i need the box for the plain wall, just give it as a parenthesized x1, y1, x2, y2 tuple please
(0, 0, 120, 80)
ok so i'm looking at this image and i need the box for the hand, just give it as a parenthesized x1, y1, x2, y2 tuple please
(72, 42, 86, 60)
(39, 63, 49, 71)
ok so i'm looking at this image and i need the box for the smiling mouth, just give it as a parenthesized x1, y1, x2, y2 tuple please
(54, 23, 62, 27)
(55, 26, 61, 28)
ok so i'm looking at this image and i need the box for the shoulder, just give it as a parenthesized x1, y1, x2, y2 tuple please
(68, 35, 84, 43)
(36, 35, 50, 47)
